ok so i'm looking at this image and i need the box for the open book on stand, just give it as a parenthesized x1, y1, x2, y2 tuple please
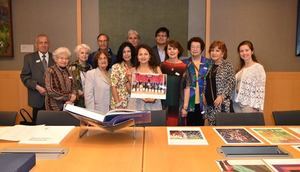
(64, 104, 151, 131)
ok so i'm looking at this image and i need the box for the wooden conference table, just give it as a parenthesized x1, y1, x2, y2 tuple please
(143, 126, 300, 172)
(0, 126, 299, 172)
(0, 127, 144, 172)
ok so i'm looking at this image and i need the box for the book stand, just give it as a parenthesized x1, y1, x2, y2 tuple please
(78, 119, 137, 139)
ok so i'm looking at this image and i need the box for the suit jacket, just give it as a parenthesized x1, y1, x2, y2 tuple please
(20, 51, 54, 108)
(84, 68, 111, 114)
(152, 45, 162, 65)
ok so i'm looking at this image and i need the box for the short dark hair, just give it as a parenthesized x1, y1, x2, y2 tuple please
(93, 50, 111, 71)
(155, 27, 170, 38)
(116, 42, 136, 65)
(97, 33, 109, 41)
(187, 37, 205, 51)
(165, 40, 184, 60)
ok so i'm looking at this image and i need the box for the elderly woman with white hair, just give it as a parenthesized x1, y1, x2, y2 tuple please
(68, 44, 92, 107)
(45, 47, 77, 111)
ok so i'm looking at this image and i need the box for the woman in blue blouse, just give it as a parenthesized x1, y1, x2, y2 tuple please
(181, 37, 211, 126)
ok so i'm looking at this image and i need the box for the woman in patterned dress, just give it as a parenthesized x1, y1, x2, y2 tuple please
(204, 41, 235, 125)
(45, 47, 77, 111)
(111, 42, 136, 109)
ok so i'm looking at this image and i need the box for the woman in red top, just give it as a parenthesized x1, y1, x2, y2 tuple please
(160, 40, 187, 125)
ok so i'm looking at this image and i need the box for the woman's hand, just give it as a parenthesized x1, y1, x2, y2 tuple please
(214, 95, 223, 107)
(143, 98, 156, 103)
(181, 108, 188, 117)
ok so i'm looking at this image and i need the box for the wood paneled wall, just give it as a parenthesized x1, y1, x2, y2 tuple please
(1, 71, 299, 125)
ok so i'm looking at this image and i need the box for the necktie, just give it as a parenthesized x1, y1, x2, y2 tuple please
(42, 54, 47, 69)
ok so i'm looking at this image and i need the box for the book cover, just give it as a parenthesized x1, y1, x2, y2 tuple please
(0, 153, 36, 172)
(216, 160, 272, 172)
(263, 159, 300, 172)
(251, 128, 300, 144)
(64, 104, 151, 129)
(167, 127, 208, 145)
(213, 127, 263, 144)
(130, 72, 167, 99)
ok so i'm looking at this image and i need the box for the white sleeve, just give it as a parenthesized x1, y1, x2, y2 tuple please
(84, 70, 95, 110)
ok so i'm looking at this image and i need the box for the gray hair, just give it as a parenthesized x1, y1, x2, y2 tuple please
(74, 44, 91, 57)
(127, 29, 140, 39)
(53, 47, 71, 60)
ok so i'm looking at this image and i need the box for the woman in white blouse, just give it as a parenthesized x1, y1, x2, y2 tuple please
(233, 40, 266, 112)
(84, 50, 111, 114)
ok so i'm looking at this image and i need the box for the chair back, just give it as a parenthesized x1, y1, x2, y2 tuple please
(138, 110, 166, 126)
(0, 111, 17, 126)
(215, 112, 265, 126)
(272, 110, 300, 125)
(36, 110, 80, 126)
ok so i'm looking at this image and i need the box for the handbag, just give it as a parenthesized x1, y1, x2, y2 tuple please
(19, 108, 34, 125)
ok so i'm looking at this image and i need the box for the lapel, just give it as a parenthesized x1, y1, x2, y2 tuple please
(95, 68, 110, 85)
(33, 52, 45, 72)
(48, 53, 55, 67)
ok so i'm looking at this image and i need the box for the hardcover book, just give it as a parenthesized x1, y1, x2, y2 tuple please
(0, 153, 36, 172)
(64, 104, 151, 130)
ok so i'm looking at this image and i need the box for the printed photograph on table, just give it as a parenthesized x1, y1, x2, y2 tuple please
(251, 128, 300, 144)
(263, 159, 300, 172)
(213, 127, 263, 144)
(130, 73, 167, 99)
(0, 0, 13, 57)
(292, 145, 300, 152)
(289, 127, 300, 135)
(216, 160, 272, 172)
(167, 127, 208, 145)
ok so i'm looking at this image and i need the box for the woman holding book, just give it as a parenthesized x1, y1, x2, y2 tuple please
(128, 44, 162, 110)
(160, 40, 187, 125)
(84, 50, 111, 114)
(111, 42, 136, 109)
(232, 40, 266, 112)
(204, 41, 235, 125)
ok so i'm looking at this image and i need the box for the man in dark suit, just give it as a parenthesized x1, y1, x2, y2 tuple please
(152, 27, 170, 65)
(20, 34, 54, 124)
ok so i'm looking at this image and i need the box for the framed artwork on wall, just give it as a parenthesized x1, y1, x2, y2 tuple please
(0, 0, 13, 57)
(297, 0, 300, 56)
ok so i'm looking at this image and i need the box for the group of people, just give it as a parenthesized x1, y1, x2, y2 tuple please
(20, 27, 266, 126)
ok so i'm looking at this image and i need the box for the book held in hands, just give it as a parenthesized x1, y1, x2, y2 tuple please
(130, 72, 167, 99)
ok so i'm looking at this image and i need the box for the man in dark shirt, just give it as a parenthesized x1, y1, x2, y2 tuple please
(88, 33, 116, 68)
(152, 27, 170, 65)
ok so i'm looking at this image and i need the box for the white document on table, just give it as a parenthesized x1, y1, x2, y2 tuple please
(0, 125, 74, 144)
